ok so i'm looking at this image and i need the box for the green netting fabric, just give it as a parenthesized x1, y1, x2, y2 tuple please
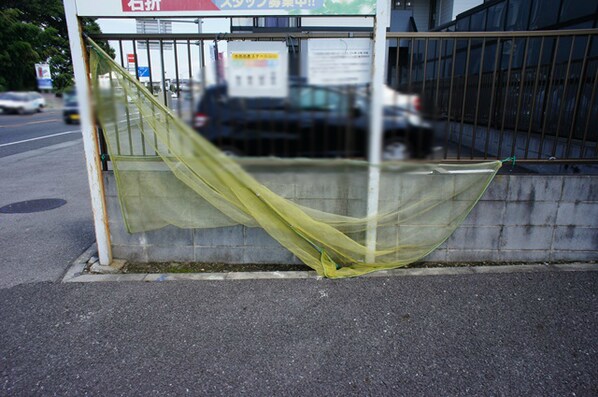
(89, 39, 502, 278)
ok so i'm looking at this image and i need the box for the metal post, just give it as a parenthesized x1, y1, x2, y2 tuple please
(214, 39, 222, 85)
(365, 0, 389, 263)
(63, 0, 112, 265)
(196, 18, 206, 92)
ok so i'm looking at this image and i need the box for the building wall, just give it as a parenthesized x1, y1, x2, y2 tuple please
(437, 0, 455, 26)
(434, 0, 486, 27)
(412, 0, 431, 31)
(301, 16, 373, 28)
(104, 172, 598, 265)
(451, 0, 484, 20)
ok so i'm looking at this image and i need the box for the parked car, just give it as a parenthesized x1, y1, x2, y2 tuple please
(63, 91, 79, 124)
(0, 92, 43, 114)
(193, 82, 433, 160)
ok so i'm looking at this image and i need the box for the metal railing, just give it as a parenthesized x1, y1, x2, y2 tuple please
(390, 29, 598, 163)
(90, 29, 598, 166)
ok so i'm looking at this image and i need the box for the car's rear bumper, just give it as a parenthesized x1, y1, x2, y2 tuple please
(63, 110, 80, 123)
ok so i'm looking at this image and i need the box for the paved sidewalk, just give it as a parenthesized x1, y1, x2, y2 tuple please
(1, 270, 596, 396)
(0, 140, 94, 289)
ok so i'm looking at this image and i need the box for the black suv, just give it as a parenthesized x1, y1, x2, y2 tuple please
(193, 83, 433, 160)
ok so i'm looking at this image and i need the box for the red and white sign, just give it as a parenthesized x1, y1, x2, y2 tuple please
(127, 53, 136, 64)
(75, 0, 374, 17)
(121, 0, 218, 12)
(34, 63, 53, 90)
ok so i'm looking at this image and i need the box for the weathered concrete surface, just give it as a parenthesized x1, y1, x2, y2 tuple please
(105, 171, 597, 264)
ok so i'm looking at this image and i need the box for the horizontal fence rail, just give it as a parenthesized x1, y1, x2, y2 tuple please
(90, 29, 598, 169)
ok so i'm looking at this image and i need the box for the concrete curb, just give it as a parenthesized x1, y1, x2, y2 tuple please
(62, 247, 598, 283)
(62, 243, 97, 282)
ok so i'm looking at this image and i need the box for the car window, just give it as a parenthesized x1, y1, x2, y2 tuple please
(289, 86, 348, 114)
(64, 92, 78, 106)
(201, 87, 289, 114)
(3, 93, 22, 101)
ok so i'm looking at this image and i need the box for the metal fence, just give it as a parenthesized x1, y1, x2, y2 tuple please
(91, 29, 598, 167)
(391, 29, 598, 163)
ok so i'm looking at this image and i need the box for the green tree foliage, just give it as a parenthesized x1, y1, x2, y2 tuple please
(0, 0, 114, 92)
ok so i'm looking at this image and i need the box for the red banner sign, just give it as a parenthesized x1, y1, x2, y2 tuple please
(121, 0, 219, 12)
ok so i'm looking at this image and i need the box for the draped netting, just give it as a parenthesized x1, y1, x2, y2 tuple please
(89, 39, 501, 278)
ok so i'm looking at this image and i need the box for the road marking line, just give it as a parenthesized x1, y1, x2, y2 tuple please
(0, 118, 61, 128)
(0, 130, 80, 147)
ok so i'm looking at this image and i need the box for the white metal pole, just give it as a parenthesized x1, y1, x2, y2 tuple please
(365, 0, 390, 263)
(63, 0, 113, 265)
(196, 18, 206, 91)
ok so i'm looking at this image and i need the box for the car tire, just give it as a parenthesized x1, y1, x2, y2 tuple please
(382, 140, 410, 161)
(64, 118, 72, 124)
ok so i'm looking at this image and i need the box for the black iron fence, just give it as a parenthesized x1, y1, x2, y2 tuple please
(90, 29, 598, 166)
(391, 29, 598, 163)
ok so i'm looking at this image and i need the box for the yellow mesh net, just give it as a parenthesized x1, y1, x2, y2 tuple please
(89, 39, 501, 278)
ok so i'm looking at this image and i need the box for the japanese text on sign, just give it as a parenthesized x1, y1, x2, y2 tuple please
(228, 41, 288, 98)
(215, 0, 322, 9)
(85, 0, 375, 16)
(125, 0, 162, 11)
(122, 0, 322, 12)
(306, 38, 372, 86)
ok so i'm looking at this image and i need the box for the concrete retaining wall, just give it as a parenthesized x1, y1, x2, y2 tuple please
(104, 171, 598, 264)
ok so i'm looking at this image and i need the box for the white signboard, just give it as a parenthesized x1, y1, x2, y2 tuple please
(306, 38, 372, 86)
(34, 63, 53, 90)
(227, 41, 288, 98)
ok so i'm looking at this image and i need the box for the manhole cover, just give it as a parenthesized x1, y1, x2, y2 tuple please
(0, 199, 67, 214)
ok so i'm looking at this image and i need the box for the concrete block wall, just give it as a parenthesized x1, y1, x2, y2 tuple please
(436, 175, 598, 262)
(104, 171, 598, 264)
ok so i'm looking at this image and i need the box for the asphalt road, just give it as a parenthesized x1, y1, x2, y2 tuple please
(0, 110, 93, 288)
(0, 101, 596, 396)
(0, 109, 81, 158)
(1, 271, 597, 396)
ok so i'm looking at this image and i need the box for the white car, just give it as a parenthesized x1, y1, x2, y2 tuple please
(0, 92, 43, 114)
(27, 91, 46, 111)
